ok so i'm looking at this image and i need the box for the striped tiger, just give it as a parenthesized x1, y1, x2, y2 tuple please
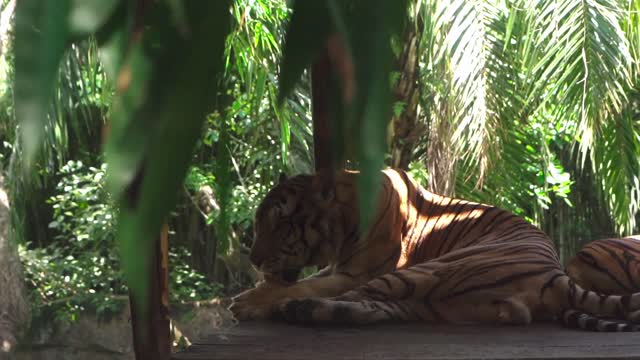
(567, 236, 640, 295)
(229, 169, 640, 331)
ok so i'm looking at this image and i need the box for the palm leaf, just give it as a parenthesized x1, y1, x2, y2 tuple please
(592, 87, 640, 235)
(528, 0, 633, 161)
(435, 0, 531, 181)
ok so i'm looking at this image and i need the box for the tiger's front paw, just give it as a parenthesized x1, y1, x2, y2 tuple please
(229, 282, 285, 321)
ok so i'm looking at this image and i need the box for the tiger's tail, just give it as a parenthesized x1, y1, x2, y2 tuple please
(543, 273, 640, 331)
(561, 309, 640, 331)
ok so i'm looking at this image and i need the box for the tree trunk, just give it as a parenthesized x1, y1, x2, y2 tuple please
(0, 4, 29, 353)
(0, 175, 29, 355)
(312, 51, 335, 173)
(389, 24, 422, 170)
(129, 223, 171, 360)
(424, 111, 457, 196)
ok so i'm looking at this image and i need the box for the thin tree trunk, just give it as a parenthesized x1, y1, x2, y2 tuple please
(0, 175, 29, 355)
(389, 23, 422, 170)
(312, 51, 334, 173)
(425, 106, 457, 196)
(129, 223, 170, 360)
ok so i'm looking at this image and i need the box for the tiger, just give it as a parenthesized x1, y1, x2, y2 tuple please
(566, 236, 640, 295)
(229, 169, 640, 331)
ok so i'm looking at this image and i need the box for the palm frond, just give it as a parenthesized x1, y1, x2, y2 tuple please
(528, 0, 633, 160)
(592, 87, 640, 235)
(435, 0, 530, 181)
(227, 0, 311, 171)
(623, 0, 640, 77)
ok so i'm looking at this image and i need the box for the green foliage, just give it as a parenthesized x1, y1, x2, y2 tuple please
(101, 1, 232, 307)
(185, 166, 216, 194)
(48, 161, 114, 247)
(19, 244, 126, 323)
(169, 247, 223, 302)
(279, 0, 408, 230)
(7, 40, 109, 252)
(14, 0, 72, 164)
(410, 0, 640, 236)
(456, 110, 575, 224)
(407, 161, 429, 187)
(230, 181, 272, 235)
(21, 159, 124, 321)
(20, 160, 222, 323)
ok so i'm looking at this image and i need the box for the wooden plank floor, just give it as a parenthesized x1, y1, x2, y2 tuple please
(172, 322, 640, 360)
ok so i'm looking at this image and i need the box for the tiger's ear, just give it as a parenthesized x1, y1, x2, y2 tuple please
(278, 172, 287, 184)
(311, 171, 335, 202)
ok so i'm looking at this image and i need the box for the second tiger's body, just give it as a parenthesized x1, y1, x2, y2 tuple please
(567, 236, 640, 295)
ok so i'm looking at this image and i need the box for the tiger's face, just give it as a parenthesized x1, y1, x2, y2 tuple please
(249, 175, 331, 284)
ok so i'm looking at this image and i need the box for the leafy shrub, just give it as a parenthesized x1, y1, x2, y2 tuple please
(169, 247, 223, 302)
(21, 160, 223, 323)
(48, 161, 115, 249)
(185, 165, 216, 193)
(19, 244, 126, 322)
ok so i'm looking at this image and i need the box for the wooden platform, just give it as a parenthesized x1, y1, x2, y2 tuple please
(172, 322, 640, 360)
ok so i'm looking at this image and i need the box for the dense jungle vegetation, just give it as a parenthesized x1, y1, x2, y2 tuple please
(0, 0, 639, 338)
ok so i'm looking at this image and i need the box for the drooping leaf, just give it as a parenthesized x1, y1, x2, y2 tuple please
(277, 0, 332, 105)
(528, 0, 633, 162)
(434, 0, 530, 181)
(328, 0, 406, 230)
(592, 88, 640, 235)
(68, 0, 122, 37)
(14, 0, 71, 165)
(106, 0, 232, 309)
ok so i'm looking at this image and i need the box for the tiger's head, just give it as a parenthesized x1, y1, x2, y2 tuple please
(249, 173, 335, 284)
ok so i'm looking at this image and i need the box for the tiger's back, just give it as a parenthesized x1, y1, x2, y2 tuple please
(390, 169, 555, 266)
(567, 236, 640, 295)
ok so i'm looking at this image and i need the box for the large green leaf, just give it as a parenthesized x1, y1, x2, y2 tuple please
(14, 0, 71, 165)
(14, 0, 126, 167)
(105, 1, 232, 307)
(529, 0, 633, 161)
(277, 0, 331, 105)
(278, 0, 405, 230)
(69, 0, 122, 37)
(592, 88, 640, 235)
(433, 0, 531, 179)
(340, 0, 406, 230)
